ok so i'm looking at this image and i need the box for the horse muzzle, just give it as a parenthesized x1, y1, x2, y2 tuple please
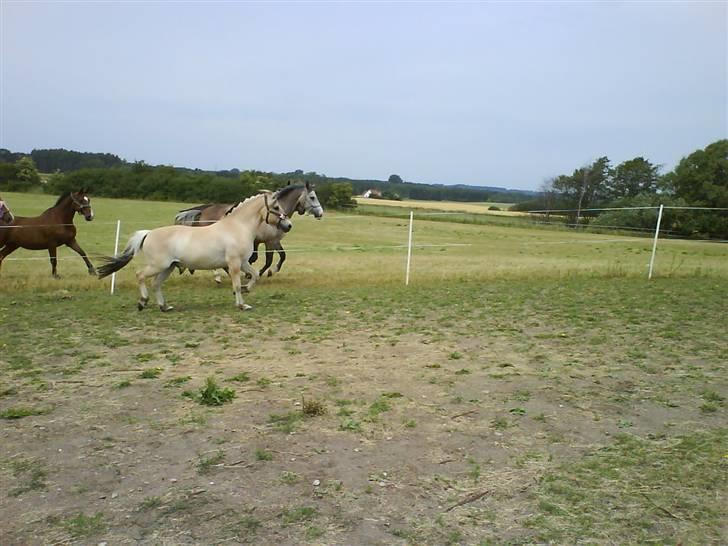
(279, 219, 293, 233)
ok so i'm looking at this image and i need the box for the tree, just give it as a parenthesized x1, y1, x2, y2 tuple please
(663, 139, 728, 208)
(552, 157, 612, 222)
(388, 174, 403, 184)
(15, 156, 41, 186)
(609, 157, 660, 201)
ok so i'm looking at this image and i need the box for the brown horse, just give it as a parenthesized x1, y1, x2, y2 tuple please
(0, 189, 96, 278)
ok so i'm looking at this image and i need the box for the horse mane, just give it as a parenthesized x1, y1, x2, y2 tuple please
(178, 203, 216, 213)
(277, 184, 304, 200)
(223, 202, 241, 217)
(54, 192, 71, 207)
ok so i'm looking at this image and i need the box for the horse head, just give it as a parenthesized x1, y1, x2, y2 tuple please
(263, 194, 292, 233)
(0, 198, 14, 224)
(300, 181, 324, 219)
(70, 188, 94, 221)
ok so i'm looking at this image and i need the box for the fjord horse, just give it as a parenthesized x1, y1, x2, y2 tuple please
(0, 189, 95, 278)
(97, 193, 291, 312)
(174, 182, 323, 282)
(0, 197, 14, 226)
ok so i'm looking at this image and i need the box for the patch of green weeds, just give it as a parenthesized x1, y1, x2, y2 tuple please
(0, 406, 47, 419)
(139, 367, 162, 379)
(256, 377, 272, 388)
(9, 458, 47, 496)
(268, 411, 303, 433)
(280, 506, 317, 524)
(302, 397, 327, 416)
(509, 407, 527, 416)
(449, 351, 463, 360)
(114, 380, 131, 389)
(340, 419, 362, 432)
(63, 512, 105, 538)
(454, 368, 471, 375)
(491, 416, 509, 430)
(280, 471, 301, 484)
(196, 451, 225, 474)
(139, 496, 162, 510)
(255, 449, 273, 461)
(165, 376, 191, 387)
(184, 377, 236, 406)
(228, 372, 250, 382)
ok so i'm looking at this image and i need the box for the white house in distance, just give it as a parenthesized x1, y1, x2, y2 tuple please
(361, 188, 382, 198)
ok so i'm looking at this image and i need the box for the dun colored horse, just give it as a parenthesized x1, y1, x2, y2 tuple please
(0, 189, 96, 278)
(97, 193, 291, 312)
(174, 182, 323, 282)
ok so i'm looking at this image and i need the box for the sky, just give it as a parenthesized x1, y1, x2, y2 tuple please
(1, 1, 726, 191)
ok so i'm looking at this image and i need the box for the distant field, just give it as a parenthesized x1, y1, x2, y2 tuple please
(354, 197, 524, 216)
(1, 190, 726, 544)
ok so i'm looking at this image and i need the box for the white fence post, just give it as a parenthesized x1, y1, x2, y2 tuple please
(405, 210, 414, 286)
(110, 219, 121, 295)
(648, 204, 664, 280)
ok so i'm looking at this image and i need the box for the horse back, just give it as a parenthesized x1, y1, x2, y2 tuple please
(3, 214, 77, 248)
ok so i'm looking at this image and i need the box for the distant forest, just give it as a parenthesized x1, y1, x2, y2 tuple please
(0, 147, 535, 209)
(1, 141, 726, 238)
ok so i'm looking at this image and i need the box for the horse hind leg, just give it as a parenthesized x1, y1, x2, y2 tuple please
(48, 246, 60, 279)
(153, 264, 176, 312)
(136, 265, 156, 311)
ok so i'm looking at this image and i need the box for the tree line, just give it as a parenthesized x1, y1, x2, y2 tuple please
(0, 147, 536, 207)
(512, 139, 728, 239)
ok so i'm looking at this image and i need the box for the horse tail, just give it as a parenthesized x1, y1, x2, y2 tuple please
(97, 230, 150, 279)
(174, 209, 201, 226)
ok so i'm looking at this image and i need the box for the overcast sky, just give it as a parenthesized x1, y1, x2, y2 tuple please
(1, 1, 725, 190)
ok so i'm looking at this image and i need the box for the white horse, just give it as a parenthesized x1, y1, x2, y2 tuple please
(98, 193, 291, 312)
(174, 182, 323, 283)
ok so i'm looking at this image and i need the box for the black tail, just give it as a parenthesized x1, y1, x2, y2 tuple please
(97, 251, 134, 279)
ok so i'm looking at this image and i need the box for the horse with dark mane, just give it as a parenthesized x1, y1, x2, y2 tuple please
(174, 182, 323, 282)
(0, 189, 96, 278)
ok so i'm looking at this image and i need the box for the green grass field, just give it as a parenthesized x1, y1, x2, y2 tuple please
(1, 191, 726, 544)
(2, 191, 726, 293)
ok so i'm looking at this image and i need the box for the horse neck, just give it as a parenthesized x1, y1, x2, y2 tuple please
(47, 195, 76, 223)
(277, 187, 304, 216)
(226, 195, 266, 229)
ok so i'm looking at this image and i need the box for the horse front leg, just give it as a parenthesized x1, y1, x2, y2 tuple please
(258, 244, 275, 277)
(48, 245, 60, 278)
(272, 241, 286, 276)
(66, 238, 96, 275)
(152, 264, 176, 312)
(228, 260, 251, 310)
(241, 259, 259, 293)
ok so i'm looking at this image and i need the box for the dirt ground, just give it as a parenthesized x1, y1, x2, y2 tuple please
(1, 278, 726, 544)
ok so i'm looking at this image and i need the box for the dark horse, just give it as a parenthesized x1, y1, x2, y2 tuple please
(0, 189, 96, 278)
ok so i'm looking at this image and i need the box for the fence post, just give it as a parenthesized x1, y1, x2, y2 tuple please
(648, 204, 664, 280)
(110, 219, 121, 295)
(405, 210, 414, 286)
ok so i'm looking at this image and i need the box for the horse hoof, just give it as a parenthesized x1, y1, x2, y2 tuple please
(238, 304, 253, 311)
(266, 270, 274, 278)
(160, 305, 174, 312)
(137, 303, 145, 311)
(53, 274, 61, 280)
(214, 278, 222, 285)
(88, 268, 97, 276)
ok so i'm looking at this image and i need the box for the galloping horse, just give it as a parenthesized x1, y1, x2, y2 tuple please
(0, 189, 96, 278)
(174, 182, 323, 282)
(97, 193, 291, 312)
